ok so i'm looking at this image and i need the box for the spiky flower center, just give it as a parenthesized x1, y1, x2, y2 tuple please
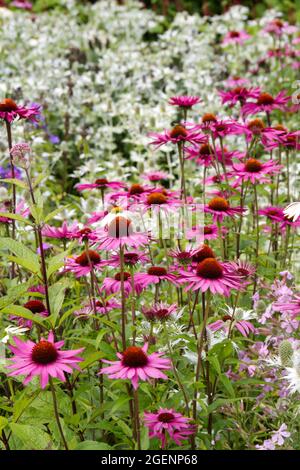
(204, 226, 213, 235)
(208, 197, 229, 211)
(24, 300, 46, 313)
(199, 144, 213, 155)
(192, 245, 215, 263)
(196, 258, 223, 279)
(95, 178, 108, 186)
(147, 266, 167, 277)
(274, 124, 286, 132)
(129, 184, 144, 195)
(155, 308, 170, 319)
(122, 346, 148, 367)
(107, 216, 133, 238)
(147, 192, 168, 205)
(114, 272, 131, 281)
(176, 251, 192, 263)
(31, 340, 58, 364)
(124, 253, 140, 265)
(158, 412, 175, 423)
(222, 315, 232, 322)
(248, 118, 265, 135)
(257, 93, 274, 106)
(170, 125, 188, 138)
(229, 31, 240, 38)
(79, 227, 92, 238)
(272, 19, 284, 28)
(245, 158, 263, 173)
(0, 98, 18, 112)
(202, 113, 217, 123)
(237, 267, 250, 277)
(75, 250, 100, 266)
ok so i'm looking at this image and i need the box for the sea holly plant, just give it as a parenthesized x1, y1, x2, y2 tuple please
(0, 0, 299, 452)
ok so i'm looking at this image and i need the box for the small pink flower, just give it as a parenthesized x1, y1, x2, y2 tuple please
(232, 158, 282, 185)
(96, 216, 149, 250)
(64, 250, 103, 277)
(141, 170, 169, 182)
(0, 200, 30, 224)
(204, 196, 245, 222)
(134, 266, 178, 289)
(7, 331, 84, 389)
(241, 91, 289, 117)
(75, 178, 125, 192)
(74, 299, 121, 318)
(99, 343, 171, 389)
(142, 303, 177, 321)
(144, 408, 195, 448)
(149, 124, 206, 148)
(168, 95, 201, 108)
(219, 87, 260, 107)
(101, 271, 143, 297)
(222, 30, 251, 46)
(10, 300, 48, 329)
(186, 224, 219, 241)
(42, 221, 79, 239)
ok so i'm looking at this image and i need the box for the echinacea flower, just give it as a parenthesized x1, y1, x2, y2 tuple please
(144, 408, 195, 448)
(219, 87, 260, 107)
(241, 91, 289, 117)
(141, 170, 169, 182)
(101, 271, 143, 296)
(10, 300, 48, 329)
(258, 206, 284, 223)
(7, 331, 84, 389)
(273, 294, 300, 318)
(222, 30, 250, 46)
(187, 224, 218, 241)
(97, 216, 149, 250)
(178, 258, 242, 296)
(42, 221, 79, 239)
(134, 266, 178, 289)
(0, 200, 30, 224)
(204, 196, 244, 222)
(99, 343, 171, 389)
(105, 251, 149, 268)
(283, 202, 300, 222)
(0, 98, 40, 123)
(209, 307, 256, 337)
(168, 95, 201, 108)
(232, 158, 282, 186)
(75, 178, 125, 192)
(226, 259, 256, 280)
(64, 249, 103, 277)
(149, 124, 206, 148)
(142, 303, 177, 321)
(74, 299, 121, 318)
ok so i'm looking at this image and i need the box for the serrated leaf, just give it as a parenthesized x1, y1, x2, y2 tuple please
(9, 422, 52, 450)
(48, 280, 69, 327)
(1, 305, 47, 327)
(0, 237, 40, 274)
(0, 178, 28, 190)
(0, 212, 33, 225)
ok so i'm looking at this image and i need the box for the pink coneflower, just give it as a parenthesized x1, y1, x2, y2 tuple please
(141, 191, 181, 214)
(7, 331, 84, 389)
(208, 119, 240, 139)
(134, 266, 178, 289)
(219, 87, 260, 107)
(273, 294, 300, 318)
(168, 247, 195, 266)
(258, 206, 284, 223)
(190, 245, 216, 265)
(0, 200, 30, 224)
(97, 216, 149, 250)
(10, 300, 48, 328)
(71, 226, 100, 243)
(209, 310, 255, 337)
(264, 19, 297, 36)
(0, 98, 40, 123)
(185, 143, 214, 166)
(233, 118, 285, 146)
(241, 91, 289, 117)
(141, 170, 169, 182)
(178, 258, 242, 296)
(144, 408, 195, 448)
(99, 343, 171, 390)
(232, 158, 282, 185)
(186, 224, 219, 241)
(64, 250, 103, 277)
(204, 196, 244, 222)
(142, 303, 177, 321)
(74, 299, 121, 318)
(105, 251, 149, 268)
(149, 124, 206, 148)
(75, 178, 125, 192)
(225, 259, 256, 280)
(101, 271, 143, 296)
(42, 221, 79, 240)
(11, 0, 33, 9)
(222, 30, 251, 46)
(168, 95, 201, 108)
(225, 76, 249, 88)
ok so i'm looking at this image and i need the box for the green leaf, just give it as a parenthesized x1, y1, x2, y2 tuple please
(0, 280, 33, 309)
(44, 205, 70, 223)
(75, 440, 112, 450)
(0, 417, 8, 433)
(9, 423, 52, 450)
(0, 178, 27, 190)
(0, 212, 33, 225)
(0, 237, 40, 274)
(1, 305, 47, 327)
(48, 280, 69, 327)
(219, 374, 235, 398)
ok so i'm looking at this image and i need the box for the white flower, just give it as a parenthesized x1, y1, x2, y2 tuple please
(283, 202, 300, 222)
(1, 325, 29, 344)
(285, 351, 300, 394)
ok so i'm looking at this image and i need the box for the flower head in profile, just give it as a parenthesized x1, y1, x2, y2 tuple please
(64, 249, 103, 277)
(142, 303, 177, 322)
(178, 258, 242, 296)
(241, 91, 289, 117)
(99, 343, 171, 389)
(75, 178, 125, 192)
(7, 331, 84, 389)
(135, 266, 178, 289)
(97, 216, 149, 250)
(219, 87, 260, 107)
(209, 307, 256, 337)
(232, 159, 282, 186)
(168, 95, 201, 108)
(10, 300, 48, 329)
(141, 170, 169, 183)
(204, 196, 244, 222)
(74, 299, 121, 318)
(149, 124, 206, 148)
(144, 408, 195, 448)
(42, 220, 79, 240)
(0, 98, 40, 123)
(222, 30, 250, 46)
(101, 271, 143, 297)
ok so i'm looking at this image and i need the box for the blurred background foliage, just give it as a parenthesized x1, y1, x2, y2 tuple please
(3, 0, 300, 22)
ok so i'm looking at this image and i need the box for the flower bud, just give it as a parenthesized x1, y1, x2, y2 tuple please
(10, 143, 31, 169)
(279, 340, 293, 367)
